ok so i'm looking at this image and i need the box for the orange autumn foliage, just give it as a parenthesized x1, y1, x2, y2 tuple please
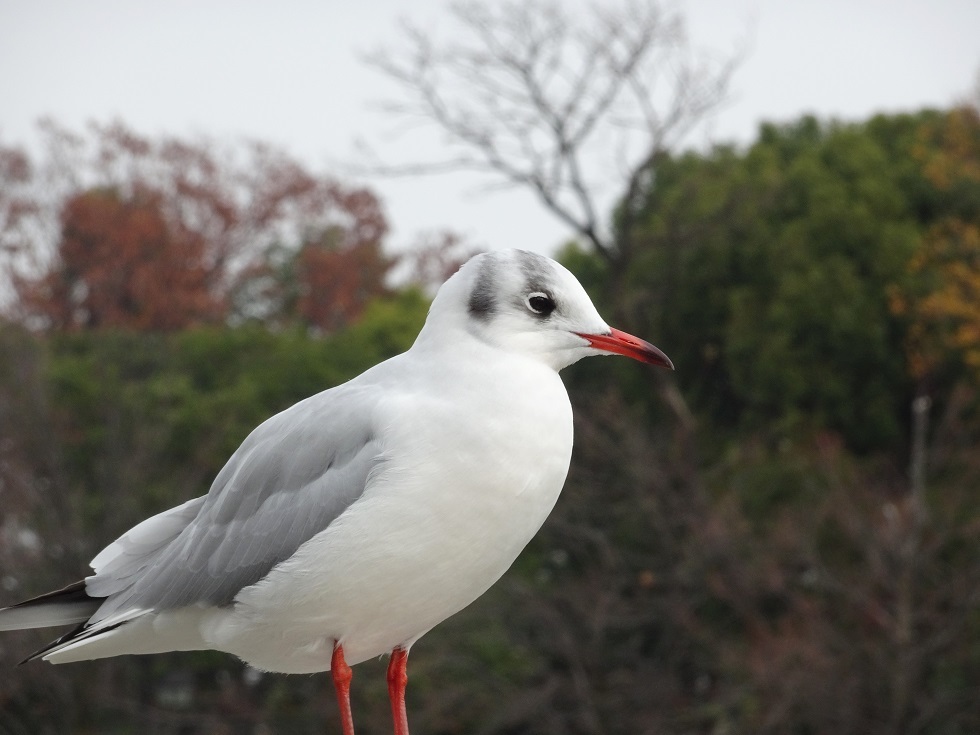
(4, 120, 393, 332)
(893, 106, 980, 377)
(18, 187, 220, 331)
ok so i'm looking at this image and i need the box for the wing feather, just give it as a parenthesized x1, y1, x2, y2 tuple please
(87, 383, 384, 620)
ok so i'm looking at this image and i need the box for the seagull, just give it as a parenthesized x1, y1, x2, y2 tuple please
(0, 249, 672, 734)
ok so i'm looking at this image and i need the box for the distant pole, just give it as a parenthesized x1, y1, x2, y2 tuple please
(889, 394, 932, 731)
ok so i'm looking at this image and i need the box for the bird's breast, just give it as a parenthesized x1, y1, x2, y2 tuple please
(229, 357, 574, 667)
(386, 359, 574, 521)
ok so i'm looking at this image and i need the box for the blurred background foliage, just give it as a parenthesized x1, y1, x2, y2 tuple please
(0, 57, 979, 735)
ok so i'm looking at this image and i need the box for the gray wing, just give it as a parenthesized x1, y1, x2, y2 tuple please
(87, 383, 384, 619)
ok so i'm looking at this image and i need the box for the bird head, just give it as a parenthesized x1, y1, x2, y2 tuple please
(421, 249, 673, 372)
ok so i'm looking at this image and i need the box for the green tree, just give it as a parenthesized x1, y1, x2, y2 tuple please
(595, 113, 962, 453)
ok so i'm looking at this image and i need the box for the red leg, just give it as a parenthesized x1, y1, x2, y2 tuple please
(387, 647, 410, 735)
(331, 643, 356, 735)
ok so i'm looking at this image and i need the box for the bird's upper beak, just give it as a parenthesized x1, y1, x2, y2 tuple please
(575, 327, 674, 370)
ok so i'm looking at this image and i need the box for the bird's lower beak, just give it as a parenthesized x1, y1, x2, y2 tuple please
(575, 328, 674, 369)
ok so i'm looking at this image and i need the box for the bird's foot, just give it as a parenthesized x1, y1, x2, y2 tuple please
(331, 643, 356, 735)
(387, 647, 410, 735)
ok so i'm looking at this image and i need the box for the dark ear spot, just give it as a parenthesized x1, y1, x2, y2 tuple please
(468, 258, 497, 320)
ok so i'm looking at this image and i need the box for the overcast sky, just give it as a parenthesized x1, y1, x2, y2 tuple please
(1, 0, 978, 256)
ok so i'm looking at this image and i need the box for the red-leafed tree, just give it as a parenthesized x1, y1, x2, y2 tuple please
(229, 184, 392, 331)
(2, 120, 393, 332)
(295, 217, 391, 332)
(17, 187, 219, 331)
(0, 144, 39, 264)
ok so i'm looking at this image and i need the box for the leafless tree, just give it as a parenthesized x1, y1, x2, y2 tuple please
(365, 0, 741, 282)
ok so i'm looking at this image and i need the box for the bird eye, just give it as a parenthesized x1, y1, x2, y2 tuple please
(525, 292, 555, 316)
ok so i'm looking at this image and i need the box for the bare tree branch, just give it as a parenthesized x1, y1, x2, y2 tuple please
(363, 0, 742, 266)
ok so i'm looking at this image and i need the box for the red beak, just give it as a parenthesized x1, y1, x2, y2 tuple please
(575, 327, 674, 370)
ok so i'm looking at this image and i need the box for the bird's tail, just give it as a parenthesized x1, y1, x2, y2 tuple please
(0, 580, 102, 632)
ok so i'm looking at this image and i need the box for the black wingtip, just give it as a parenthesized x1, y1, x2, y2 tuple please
(8, 579, 91, 610)
(4, 580, 105, 664)
(18, 621, 88, 665)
